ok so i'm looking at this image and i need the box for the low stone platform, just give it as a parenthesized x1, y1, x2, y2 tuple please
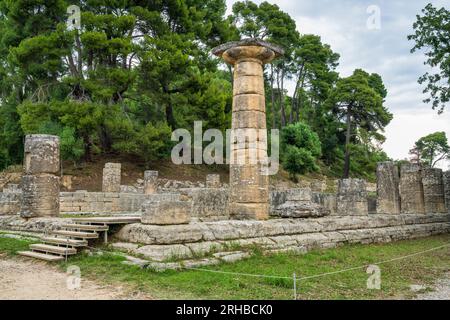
(114, 213, 450, 261)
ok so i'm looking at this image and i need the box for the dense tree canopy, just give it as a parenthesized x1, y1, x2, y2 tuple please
(0, 0, 396, 180)
(409, 131, 450, 168)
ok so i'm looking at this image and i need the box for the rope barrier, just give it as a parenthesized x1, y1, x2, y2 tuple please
(185, 242, 450, 282)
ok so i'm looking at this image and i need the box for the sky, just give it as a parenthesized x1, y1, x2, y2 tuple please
(225, 0, 450, 169)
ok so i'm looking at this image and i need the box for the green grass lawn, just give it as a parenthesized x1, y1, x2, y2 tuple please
(0, 234, 449, 299)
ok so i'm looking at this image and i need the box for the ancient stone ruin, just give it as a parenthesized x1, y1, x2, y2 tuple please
(0, 40, 448, 266)
(20, 134, 60, 218)
(213, 39, 284, 221)
(376, 162, 400, 214)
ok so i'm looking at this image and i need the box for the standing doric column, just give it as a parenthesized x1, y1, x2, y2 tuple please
(144, 170, 158, 194)
(336, 178, 368, 216)
(421, 168, 446, 213)
(102, 163, 121, 193)
(399, 163, 425, 214)
(212, 39, 284, 220)
(20, 134, 60, 218)
(376, 161, 401, 214)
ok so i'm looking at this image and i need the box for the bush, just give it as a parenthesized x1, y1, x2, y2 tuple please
(281, 122, 321, 179)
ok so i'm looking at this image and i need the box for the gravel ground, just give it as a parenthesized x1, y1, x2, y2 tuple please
(414, 274, 450, 300)
(0, 255, 151, 300)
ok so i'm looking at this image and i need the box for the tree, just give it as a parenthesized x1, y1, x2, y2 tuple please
(408, 4, 450, 113)
(231, 0, 299, 128)
(327, 69, 392, 178)
(410, 131, 449, 167)
(281, 122, 321, 180)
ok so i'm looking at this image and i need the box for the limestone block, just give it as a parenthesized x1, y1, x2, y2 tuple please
(229, 185, 269, 204)
(136, 244, 192, 261)
(233, 75, 264, 96)
(228, 202, 269, 220)
(20, 175, 60, 218)
(272, 202, 330, 218)
(336, 178, 368, 216)
(141, 200, 191, 225)
(144, 170, 158, 194)
(233, 94, 266, 112)
(206, 174, 221, 188)
(368, 195, 377, 214)
(285, 188, 312, 202)
(421, 168, 446, 213)
(376, 161, 400, 214)
(102, 163, 121, 193)
(399, 163, 425, 214)
(0, 192, 21, 215)
(24, 135, 60, 175)
(444, 171, 450, 213)
(311, 193, 337, 215)
(231, 110, 266, 129)
(234, 60, 263, 77)
(179, 188, 229, 221)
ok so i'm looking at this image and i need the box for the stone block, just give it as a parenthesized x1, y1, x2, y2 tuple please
(102, 163, 121, 193)
(421, 168, 446, 213)
(205, 174, 220, 188)
(399, 163, 425, 214)
(444, 171, 450, 213)
(228, 202, 269, 220)
(233, 94, 266, 112)
(20, 175, 60, 218)
(231, 110, 266, 129)
(144, 170, 158, 194)
(141, 200, 191, 225)
(233, 75, 264, 95)
(24, 134, 60, 174)
(336, 178, 368, 216)
(376, 161, 400, 214)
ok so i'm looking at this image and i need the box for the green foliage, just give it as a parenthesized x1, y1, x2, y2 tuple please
(281, 122, 321, 178)
(408, 4, 450, 113)
(411, 131, 450, 168)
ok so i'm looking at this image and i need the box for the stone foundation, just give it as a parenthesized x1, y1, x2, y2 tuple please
(422, 168, 446, 213)
(114, 213, 450, 261)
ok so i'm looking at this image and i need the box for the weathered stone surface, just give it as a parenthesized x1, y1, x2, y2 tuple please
(270, 188, 330, 218)
(102, 163, 121, 193)
(376, 161, 401, 214)
(144, 170, 158, 194)
(205, 174, 221, 188)
(311, 192, 337, 215)
(24, 134, 60, 175)
(422, 168, 446, 213)
(399, 163, 425, 214)
(141, 200, 191, 225)
(213, 40, 283, 221)
(336, 179, 368, 216)
(444, 171, 450, 213)
(0, 192, 21, 215)
(179, 188, 229, 221)
(136, 244, 192, 261)
(20, 175, 60, 218)
(310, 180, 327, 192)
(368, 195, 377, 214)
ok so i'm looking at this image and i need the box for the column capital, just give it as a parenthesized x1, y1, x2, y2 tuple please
(212, 38, 284, 65)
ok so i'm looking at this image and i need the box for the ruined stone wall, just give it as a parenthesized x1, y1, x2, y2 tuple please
(336, 179, 368, 216)
(422, 168, 446, 213)
(20, 135, 60, 218)
(179, 188, 229, 221)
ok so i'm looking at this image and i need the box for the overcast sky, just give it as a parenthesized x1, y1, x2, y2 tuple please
(226, 0, 450, 169)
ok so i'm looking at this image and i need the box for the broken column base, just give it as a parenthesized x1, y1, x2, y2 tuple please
(20, 175, 60, 218)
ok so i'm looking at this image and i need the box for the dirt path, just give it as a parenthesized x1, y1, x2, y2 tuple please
(0, 255, 150, 300)
(414, 273, 450, 300)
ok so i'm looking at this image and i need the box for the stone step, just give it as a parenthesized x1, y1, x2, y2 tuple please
(18, 251, 64, 262)
(62, 224, 109, 231)
(30, 244, 77, 255)
(51, 230, 99, 239)
(41, 237, 88, 247)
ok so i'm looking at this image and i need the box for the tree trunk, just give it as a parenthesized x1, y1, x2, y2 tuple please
(343, 109, 352, 178)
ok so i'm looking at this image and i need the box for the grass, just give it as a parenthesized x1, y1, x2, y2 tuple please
(0, 234, 449, 299)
